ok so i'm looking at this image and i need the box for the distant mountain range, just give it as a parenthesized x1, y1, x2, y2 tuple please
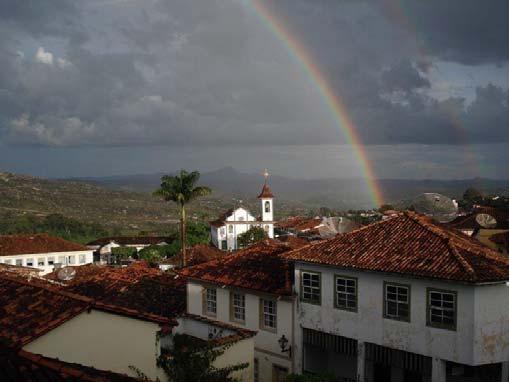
(66, 167, 509, 209)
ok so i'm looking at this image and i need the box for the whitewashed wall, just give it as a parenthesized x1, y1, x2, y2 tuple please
(187, 281, 293, 381)
(0, 250, 93, 275)
(293, 262, 487, 372)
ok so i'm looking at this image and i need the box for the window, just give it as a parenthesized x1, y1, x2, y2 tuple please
(26, 258, 34, 267)
(238, 216, 244, 221)
(384, 283, 410, 321)
(220, 227, 225, 236)
(335, 276, 357, 311)
(47, 257, 55, 265)
(58, 256, 66, 264)
(15, 259, 22, 266)
(231, 292, 246, 323)
(228, 225, 233, 233)
(4, 259, 12, 265)
(254, 358, 259, 382)
(79, 254, 86, 264)
(427, 289, 457, 330)
(260, 299, 277, 330)
(204, 288, 217, 316)
(265, 201, 271, 213)
(301, 271, 321, 304)
(38, 258, 45, 266)
(68, 255, 75, 265)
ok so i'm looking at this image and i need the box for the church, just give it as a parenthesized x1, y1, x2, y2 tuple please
(210, 171, 275, 251)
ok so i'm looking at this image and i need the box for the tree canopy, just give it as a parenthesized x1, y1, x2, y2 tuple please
(237, 226, 268, 248)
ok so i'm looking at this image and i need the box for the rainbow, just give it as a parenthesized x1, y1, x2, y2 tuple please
(245, 0, 384, 207)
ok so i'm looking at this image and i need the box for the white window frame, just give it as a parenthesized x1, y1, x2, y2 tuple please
(38, 258, 45, 267)
(427, 289, 457, 330)
(301, 271, 321, 304)
(79, 254, 87, 264)
(15, 259, 23, 266)
(47, 257, 55, 265)
(231, 292, 246, 323)
(204, 288, 217, 316)
(384, 282, 410, 322)
(26, 258, 34, 267)
(335, 275, 357, 311)
(68, 255, 76, 265)
(260, 298, 277, 331)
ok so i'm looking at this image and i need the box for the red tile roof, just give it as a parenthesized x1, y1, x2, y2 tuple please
(490, 231, 509, 245)
(0, 234, 88, 256)
(86, 236, 173, 247)
(276, 216, 322, 232)
(446, 207, 509, 230)
(276, 235, 311, 249)
(159, 244, 224, 267)
(0, 347, 139, 382)
(0, 273, 176, 346)
(284, 211, 509, 283)
(178, 240, 294, 295)
(257, 183, 274, 198)
(45, 262, 186, 319)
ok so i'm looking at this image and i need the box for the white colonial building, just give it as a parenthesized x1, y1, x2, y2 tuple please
(211, 172, 275, 251)
(286, 212, 509, 382)
(0, 233, 93, 275)
(180, 240, 296, 382)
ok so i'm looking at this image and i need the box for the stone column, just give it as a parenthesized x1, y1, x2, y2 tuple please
(431, 358, 446, 382)
(357, 341, 366, 382)
(501, 362, 509, 382)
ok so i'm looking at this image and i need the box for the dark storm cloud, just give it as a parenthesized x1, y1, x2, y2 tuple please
(0, 0, 507, 149)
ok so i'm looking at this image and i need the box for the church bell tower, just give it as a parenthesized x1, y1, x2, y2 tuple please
(258, 169, 274, 238)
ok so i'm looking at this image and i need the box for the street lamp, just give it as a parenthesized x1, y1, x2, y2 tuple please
(278, 334, 291, 357)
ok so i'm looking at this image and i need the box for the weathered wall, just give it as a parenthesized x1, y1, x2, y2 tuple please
(293, 263, 478, 372)
(473, 283, 509, 364)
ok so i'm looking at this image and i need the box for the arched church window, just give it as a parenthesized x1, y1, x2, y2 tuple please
(265, 201, 271, 213)
(228, 225, 233, 233)
(264, 225, 269, 232)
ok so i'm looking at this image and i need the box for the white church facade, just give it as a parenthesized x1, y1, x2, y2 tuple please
(210, 173, 275, 251)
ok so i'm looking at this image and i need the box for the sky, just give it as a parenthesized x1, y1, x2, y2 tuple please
(0, 0, 508, 179)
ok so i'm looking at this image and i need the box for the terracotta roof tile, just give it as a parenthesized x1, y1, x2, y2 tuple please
(257, 183, 274, 198)
(0, 347, 139, 381)
(0, 234, 88, 256)
(490, 231, 509, 245)
(159, 244, 224, 267)
(45, 262, 186, 319)
(284, 211, 509, 283)
(276, 216, 322, 232)
(178, 240, 294, 295)
(446, 207, 509, 230)
(0, 272, 176, 347)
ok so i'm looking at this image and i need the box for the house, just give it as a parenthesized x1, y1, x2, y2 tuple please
(210, 172, 275, 251)
(179, 240, 296, 382)
(1, 264, 256, 381)
(490, 231, 509, 254)
(0, 233, 93, 275)
(87, 236, 173, 264)
(285, 211, 509, 382)
(276, 216, 360, 239)
(156, 243, 223, 271)
(445, 206, 509, 250)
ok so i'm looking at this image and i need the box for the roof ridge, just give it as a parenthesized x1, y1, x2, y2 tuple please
(404, 212, 478, 277)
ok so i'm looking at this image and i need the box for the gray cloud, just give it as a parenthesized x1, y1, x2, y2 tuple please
(0, 0, 507, 150)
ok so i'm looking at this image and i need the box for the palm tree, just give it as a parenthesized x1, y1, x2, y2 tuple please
(154, 170, 211, 267)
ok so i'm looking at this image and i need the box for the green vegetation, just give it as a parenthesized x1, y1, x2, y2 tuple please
(237, 226, 267, 248)
(154, 170, 211, 267)
(0, 213, 109, 244)
(164, 221, 210, 257)
(132, 333, 247, 382)
(110, 246, 138, 263)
